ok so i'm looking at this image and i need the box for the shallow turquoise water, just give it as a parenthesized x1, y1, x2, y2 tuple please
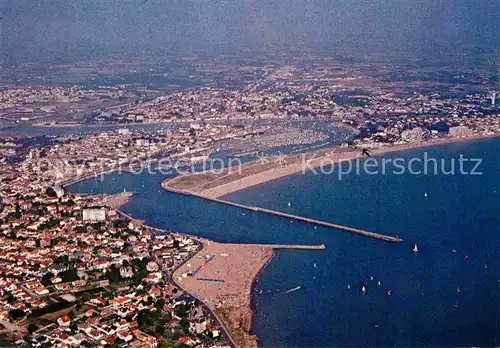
(70, 137, 500, 347)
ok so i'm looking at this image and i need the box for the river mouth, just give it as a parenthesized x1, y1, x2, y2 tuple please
(69, 137, 500, 347)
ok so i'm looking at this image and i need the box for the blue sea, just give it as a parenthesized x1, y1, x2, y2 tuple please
(69, 137, 500, 347)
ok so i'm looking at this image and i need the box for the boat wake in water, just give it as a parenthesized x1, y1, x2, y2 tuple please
(277, 285, 302, 295)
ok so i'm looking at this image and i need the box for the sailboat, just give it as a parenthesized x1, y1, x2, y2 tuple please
(287, 201, 292, 208)
(424, 192, 428, 197)
(361, 285, 367, 293)
(413, 244, 419, 252)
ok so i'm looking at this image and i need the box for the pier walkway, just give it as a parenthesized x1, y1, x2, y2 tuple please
(246, 244, 326, 250)
(164, 184, 403, 243)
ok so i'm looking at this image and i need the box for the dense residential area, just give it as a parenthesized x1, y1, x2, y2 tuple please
(0, 172, 228, 347)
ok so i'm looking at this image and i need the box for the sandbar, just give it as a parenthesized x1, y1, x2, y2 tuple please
(163, 133, 500, 199)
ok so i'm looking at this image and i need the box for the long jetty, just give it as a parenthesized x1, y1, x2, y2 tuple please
(245, 243, 326, 250)
(164, 184, 403, 243)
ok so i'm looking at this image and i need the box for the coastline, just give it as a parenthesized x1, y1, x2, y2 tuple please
(248, 249, 276, 347)
(172, 239, 274, 348)
(115, 207, 325, 347)
(63, 132, 499, 347)
(163, 133, 500, 199)
(95, 192, 133, 210)
(114, 210, 240, 347)
(101, 206, 276, 348)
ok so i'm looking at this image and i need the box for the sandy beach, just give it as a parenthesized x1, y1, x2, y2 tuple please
(163, 133, 500, 199)
(97, 192, 133, 210)
(173, 240, 274, 348)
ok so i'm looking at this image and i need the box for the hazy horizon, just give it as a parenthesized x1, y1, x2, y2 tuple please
(1, 0, 499, 62)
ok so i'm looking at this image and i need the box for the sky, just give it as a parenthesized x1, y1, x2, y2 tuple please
(1, 0, 499, 61)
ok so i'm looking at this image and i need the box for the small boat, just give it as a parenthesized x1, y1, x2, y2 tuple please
(377, 281, 381, 286)
(361, 285, 367, 293)
(387, 289, 392, 296)
(369, 276, 374, 281)
(456, 287, 461, 293)
(313, 263, 317, 268)
(424, 192, 428, 197)
(347, 284, 351, 289)
(413, 244, 419, 252)
(287, 201, 292, 208)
